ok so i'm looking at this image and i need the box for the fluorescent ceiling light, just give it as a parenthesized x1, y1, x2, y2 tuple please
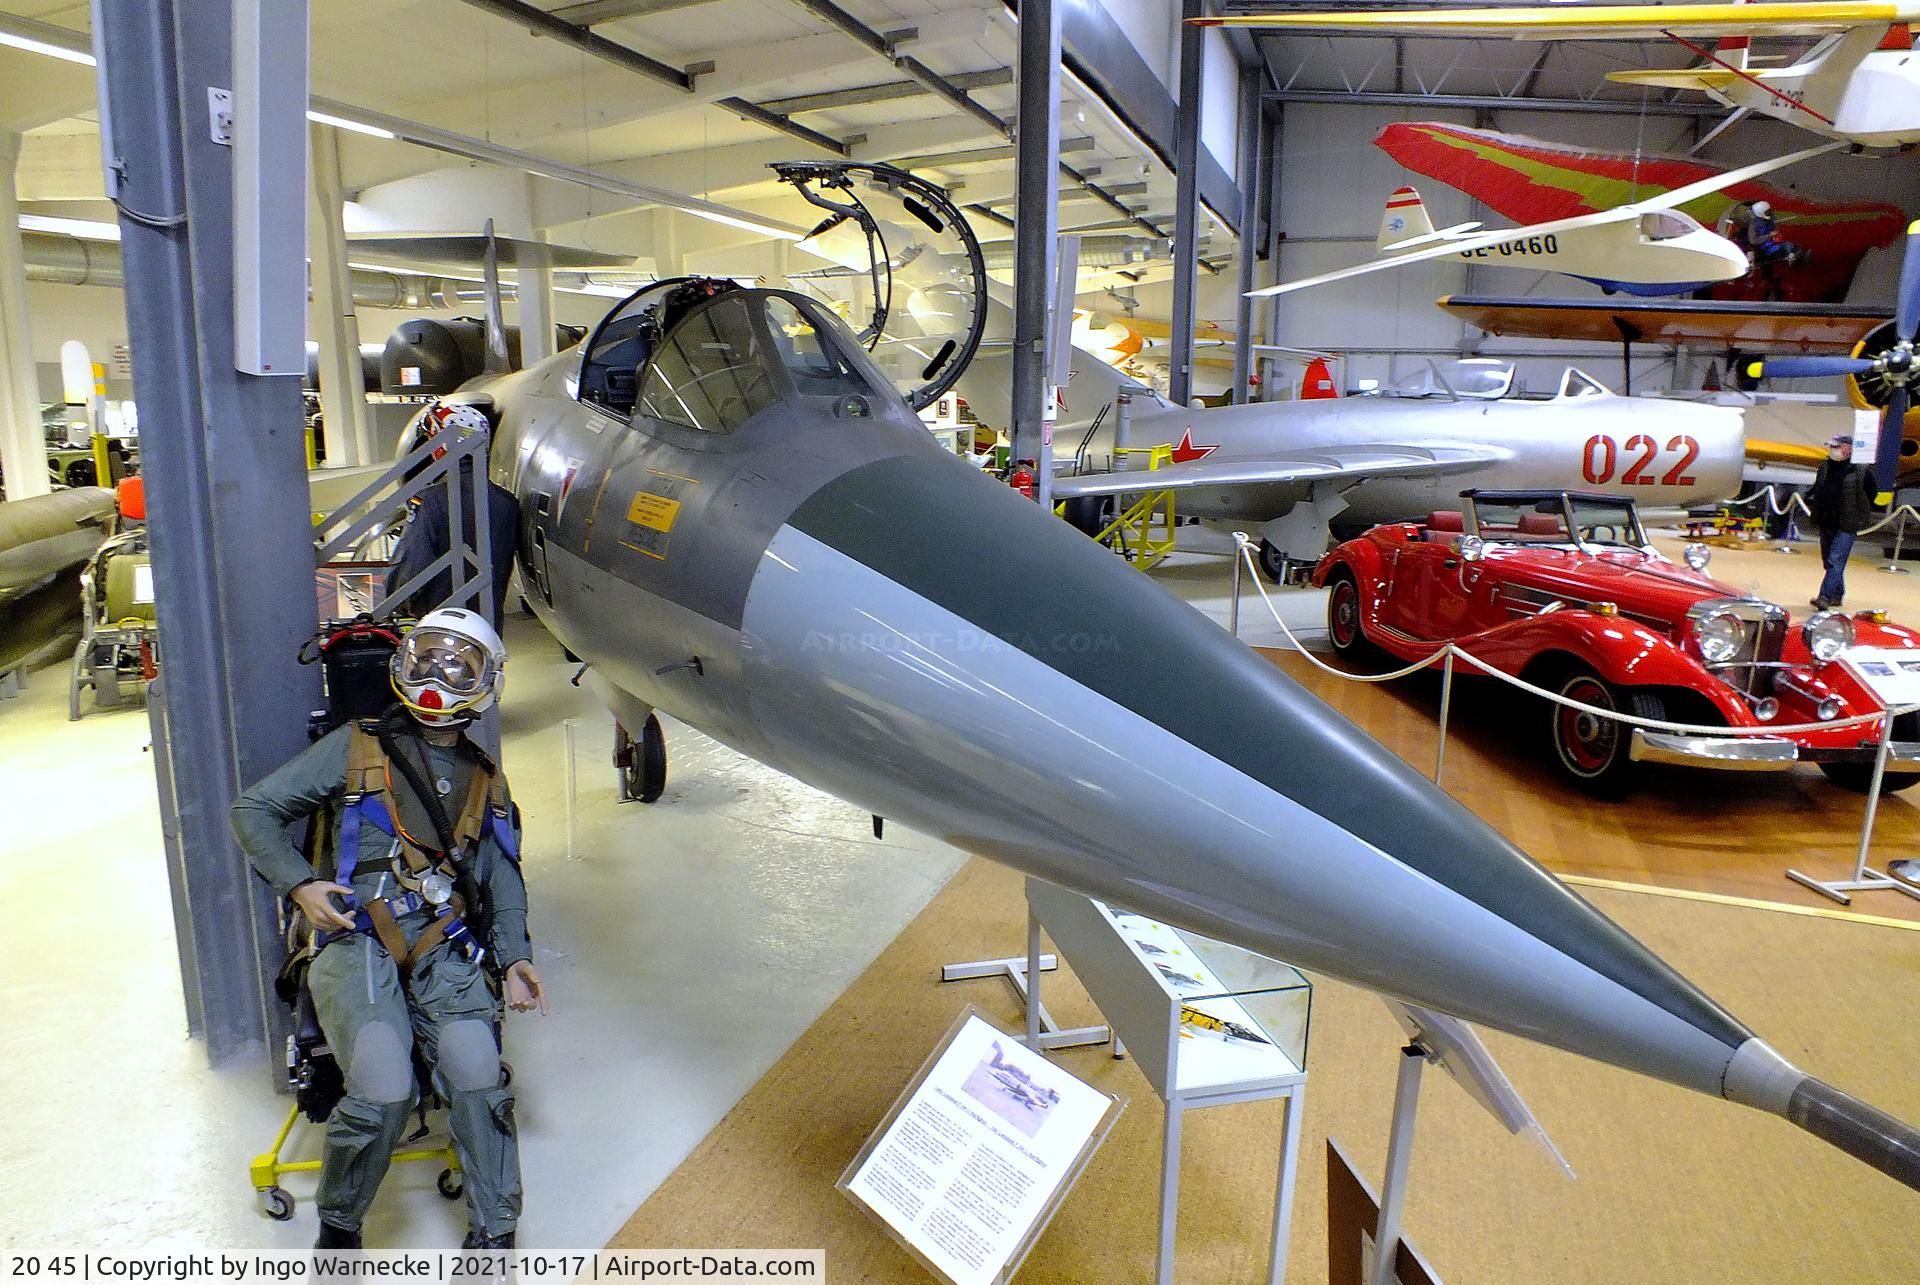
(306, 110, 396, 140)
(19, 214, 120, 241)
(684, 207, 803, 243)
(0, 30, 94, 65)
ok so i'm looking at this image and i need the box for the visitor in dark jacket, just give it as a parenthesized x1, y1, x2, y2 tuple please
(1808, 433, 1876, 610)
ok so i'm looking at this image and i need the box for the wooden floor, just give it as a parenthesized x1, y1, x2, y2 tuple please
(1257, 647, 1920, 923)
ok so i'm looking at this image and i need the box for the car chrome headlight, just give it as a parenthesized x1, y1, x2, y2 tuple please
(1684, 542, 1711, 571)
(1804, 610, 1855, 663)
(1696, 611, 1742, 664)
(1457, 535, 1486, 563)
(1818, 696, 1842, 721)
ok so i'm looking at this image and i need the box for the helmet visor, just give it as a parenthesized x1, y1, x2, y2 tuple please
(396, 630, 489, 695)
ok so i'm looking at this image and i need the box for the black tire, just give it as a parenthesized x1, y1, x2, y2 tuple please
(616, 714, 668, 804)
(638, 712, 667, 803)
(261, 1187, 294, 1221)
(1061, 495, 1108, 538)
(1548, 668, 1664, 799)
(437, 1169, 464, 1200)
(1257, 539, 1287, 584)
(1322, 570, 1376, 664)
(1819, 712, 1920, 793)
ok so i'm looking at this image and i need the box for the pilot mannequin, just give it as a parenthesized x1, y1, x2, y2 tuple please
(232, 607, 545, 1248)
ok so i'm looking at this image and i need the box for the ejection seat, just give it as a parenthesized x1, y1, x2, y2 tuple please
(249, 616, 509, 1223)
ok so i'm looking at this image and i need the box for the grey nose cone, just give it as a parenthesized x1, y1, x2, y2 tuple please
(750, 449, 1920, 1192)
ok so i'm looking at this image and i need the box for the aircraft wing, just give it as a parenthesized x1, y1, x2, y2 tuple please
(1440, 294, 1887, 352)
(1052, 444, 1510, 500)
(1196, 3, 1920, 38)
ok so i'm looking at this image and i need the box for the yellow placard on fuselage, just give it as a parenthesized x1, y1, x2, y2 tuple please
(619, 469, 698, 561)
(626, 491, 681, 533)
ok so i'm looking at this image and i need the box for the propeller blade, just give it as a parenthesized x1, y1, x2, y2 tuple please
(1877, 382, 1910, 501)
(1899, 220, 1920, 342)
(1745, 355, 1876, 381)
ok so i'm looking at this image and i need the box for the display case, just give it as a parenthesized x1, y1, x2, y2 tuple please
(1022, 877, 1313, 1285)
(1099, 904, 1312, 1093)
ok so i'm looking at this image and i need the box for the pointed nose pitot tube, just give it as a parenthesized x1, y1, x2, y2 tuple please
(735, 448, 1920, 1191)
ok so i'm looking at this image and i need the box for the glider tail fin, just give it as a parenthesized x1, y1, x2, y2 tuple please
(1378, 187, 1435, 252)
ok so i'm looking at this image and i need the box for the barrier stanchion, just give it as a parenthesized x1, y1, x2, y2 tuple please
(1434, 649, 1455, 786)
(1881, 506, 1913, 574)
(1786, 714, 1920, 906)
(1230, 531, 1245, 637)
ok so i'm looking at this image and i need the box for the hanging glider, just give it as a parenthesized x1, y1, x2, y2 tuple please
(1195, 3, 1920, 149)
(1374, 121, 1907, 303)
(1249, 142, 1842, 299)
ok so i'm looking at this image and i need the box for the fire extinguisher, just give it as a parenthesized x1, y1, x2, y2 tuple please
(1008, 459, 1035, 500)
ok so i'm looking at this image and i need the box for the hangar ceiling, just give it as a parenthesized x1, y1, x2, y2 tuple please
(0, 0, 1234, 286)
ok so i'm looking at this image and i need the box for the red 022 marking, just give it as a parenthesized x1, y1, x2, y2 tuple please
(1581, 433, 1698, 486)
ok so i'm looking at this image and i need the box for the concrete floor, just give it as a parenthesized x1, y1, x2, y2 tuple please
(0, 612, 965, 1250)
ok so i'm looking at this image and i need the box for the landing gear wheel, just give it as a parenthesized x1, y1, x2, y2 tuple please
(259, 1187, 294, 1221)
(437, 1169, 465, 1201)
(1549, 669, 1663, 799)
(1323, 571, 1376, 664)
(1257, 539, 1288, 584)
(1820, 711, 1920, 793)
(615, 713, 668, 803)
(1062, 495, 1109, 539)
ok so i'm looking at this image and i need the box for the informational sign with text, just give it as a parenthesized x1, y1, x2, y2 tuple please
(841, 1010, 1120, 1285)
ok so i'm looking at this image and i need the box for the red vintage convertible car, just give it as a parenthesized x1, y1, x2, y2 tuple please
(1312, 489, 1920, 796)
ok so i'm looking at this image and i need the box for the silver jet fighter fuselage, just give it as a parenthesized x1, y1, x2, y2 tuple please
(1039, 360, 1745, 566)
(479, 279, 1918, 1193)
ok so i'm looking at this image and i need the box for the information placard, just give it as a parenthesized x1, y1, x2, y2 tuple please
(1842, 647, 1920, 709)
(840, 1009, 1121, 1285)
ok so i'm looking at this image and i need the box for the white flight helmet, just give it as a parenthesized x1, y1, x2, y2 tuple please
(391, 606, 507, 728)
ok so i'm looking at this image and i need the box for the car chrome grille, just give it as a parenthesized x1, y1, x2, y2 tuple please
(1692, 598, 1787, 696)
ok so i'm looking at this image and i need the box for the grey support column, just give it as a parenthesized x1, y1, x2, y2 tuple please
(1231, 67, 1260, 407)
(1167, 0, 1204, 409)
(1010, 0, 1060, 509)
(309, 123, 372, 466)
(518, 229, 556, 366)
(0, 130, 48, 499)
(93, 0, 321, 1068)
(1261, 104, 1285, 402)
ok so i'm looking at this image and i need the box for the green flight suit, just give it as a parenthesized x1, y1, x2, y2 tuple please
(231, 720, 531, 1239)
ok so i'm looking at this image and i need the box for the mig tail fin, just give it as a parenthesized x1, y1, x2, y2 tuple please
(1378, 187, 1436, 251)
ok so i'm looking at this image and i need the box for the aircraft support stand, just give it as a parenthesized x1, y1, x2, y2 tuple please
(1369, 1044, 1429, 1285)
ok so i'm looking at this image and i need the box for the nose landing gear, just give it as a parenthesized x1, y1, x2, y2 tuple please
(614, 712, 668, 803)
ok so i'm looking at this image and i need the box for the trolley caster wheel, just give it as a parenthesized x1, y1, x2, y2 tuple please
(437, 1168, 465, 1201)
(615, 713, 667, 803)
(259, 1187, 295, 1221)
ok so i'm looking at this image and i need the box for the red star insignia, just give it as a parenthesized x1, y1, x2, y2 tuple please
(1169, 428, 1218, 463)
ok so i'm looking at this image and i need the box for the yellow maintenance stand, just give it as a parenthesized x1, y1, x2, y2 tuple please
(1059, 444, 1179, 571)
